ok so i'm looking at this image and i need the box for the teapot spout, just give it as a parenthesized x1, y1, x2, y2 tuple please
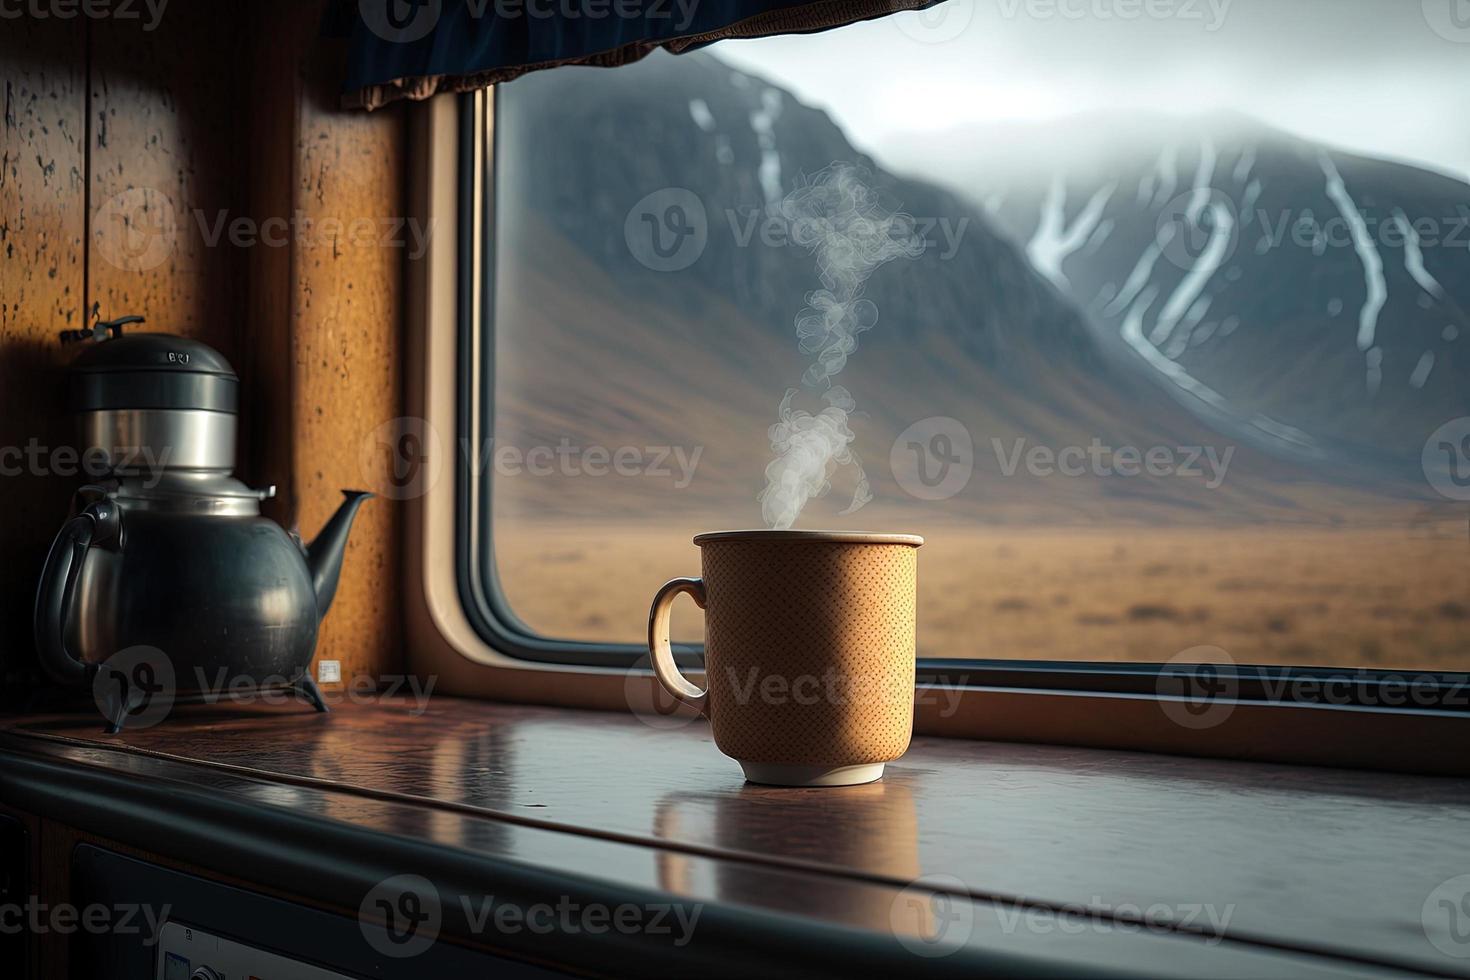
(306, 490, 374, 619)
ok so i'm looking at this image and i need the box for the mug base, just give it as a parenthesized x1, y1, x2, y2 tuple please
(739, 761, 886, 787)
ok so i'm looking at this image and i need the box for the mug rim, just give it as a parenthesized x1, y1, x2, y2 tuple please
(691, 529, 923, 547)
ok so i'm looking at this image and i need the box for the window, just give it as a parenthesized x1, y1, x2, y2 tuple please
(467, 2, 1470, 684)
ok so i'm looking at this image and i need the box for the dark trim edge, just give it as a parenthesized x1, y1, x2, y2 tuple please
(0, 741, 1147, 980)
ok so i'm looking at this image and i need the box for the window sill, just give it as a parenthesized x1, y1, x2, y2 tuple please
(5, 696, 1467, 977)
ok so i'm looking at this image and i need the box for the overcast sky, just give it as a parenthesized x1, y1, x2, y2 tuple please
(712, 0, 1470, 182)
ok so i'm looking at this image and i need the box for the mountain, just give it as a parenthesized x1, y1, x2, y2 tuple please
(879, 113, 1470, 476)
(487, 54, 1445, 526)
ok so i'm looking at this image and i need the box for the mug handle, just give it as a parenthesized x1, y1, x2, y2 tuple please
(646, 577, 708, 714)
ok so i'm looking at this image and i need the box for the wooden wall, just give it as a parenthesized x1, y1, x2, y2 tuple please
(1, 2, 407, 698)
(0, 16, 86, 692)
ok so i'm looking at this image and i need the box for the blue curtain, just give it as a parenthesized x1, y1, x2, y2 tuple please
(338, 0, 940, 109)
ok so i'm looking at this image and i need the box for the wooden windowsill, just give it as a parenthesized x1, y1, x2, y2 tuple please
(2, 696, 1467, 977)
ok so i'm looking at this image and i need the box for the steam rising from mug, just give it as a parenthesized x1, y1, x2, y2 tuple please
(759, 164, 924, 530)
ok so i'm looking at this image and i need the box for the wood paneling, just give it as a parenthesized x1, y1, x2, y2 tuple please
(0, 17, 87, 686)
(238, 2, 304, 517)
(235, 0, 406, 688)
(286, 4, 406, 688)
(87, 4, 246, 355)
(1, 2, 407, 695)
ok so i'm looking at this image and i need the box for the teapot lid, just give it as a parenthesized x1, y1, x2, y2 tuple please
(65, 317, 238, 414)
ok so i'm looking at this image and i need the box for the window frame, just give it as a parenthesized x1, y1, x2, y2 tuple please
(401, 88, 1470, 776)
(455, 90, 1470, 715)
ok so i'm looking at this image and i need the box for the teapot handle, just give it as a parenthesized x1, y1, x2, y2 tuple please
(34, 497, 122, 686)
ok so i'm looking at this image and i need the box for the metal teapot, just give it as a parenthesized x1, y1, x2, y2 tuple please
(34, 317, 372, 730)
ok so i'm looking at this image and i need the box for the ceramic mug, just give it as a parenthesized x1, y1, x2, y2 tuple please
(646, 530, 923, 786)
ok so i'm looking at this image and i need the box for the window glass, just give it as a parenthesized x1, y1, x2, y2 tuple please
(488, 1, 1470, 670)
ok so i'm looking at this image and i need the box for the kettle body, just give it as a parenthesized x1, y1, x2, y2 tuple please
(34, 320, 372, 723)
(53, 480, 322, 691)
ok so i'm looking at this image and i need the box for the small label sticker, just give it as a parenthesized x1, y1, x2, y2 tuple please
(317, 660, 342, 684)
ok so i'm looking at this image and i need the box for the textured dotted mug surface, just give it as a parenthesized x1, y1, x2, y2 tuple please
(694, 532, 920, 770)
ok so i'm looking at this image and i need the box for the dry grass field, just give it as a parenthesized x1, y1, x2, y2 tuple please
(494, 520, 1470, 671)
